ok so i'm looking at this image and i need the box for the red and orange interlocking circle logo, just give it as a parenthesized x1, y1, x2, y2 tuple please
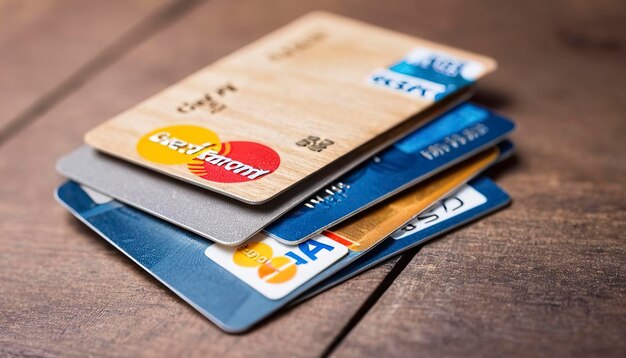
(137, 125, 280, 183)
(232, 242, 297, 284)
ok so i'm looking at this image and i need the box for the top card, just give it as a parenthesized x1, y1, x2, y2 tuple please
(85, 12, 496, 203)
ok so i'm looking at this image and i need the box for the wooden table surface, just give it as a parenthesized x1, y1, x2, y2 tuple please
(1, 0, 624, 357)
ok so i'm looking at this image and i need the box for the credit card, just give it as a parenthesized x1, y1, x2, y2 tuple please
(56, 95, 466, 246)
(297, 176, 511, 302)
(322, 145, 499, 251)
(55, 143, 500, 332)
(265, 103, 514, 244)
(83, 12, 496, 204)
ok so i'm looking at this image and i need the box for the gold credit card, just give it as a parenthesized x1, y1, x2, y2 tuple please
(323, 146, 500, 251)
(85, 12, 496, 204)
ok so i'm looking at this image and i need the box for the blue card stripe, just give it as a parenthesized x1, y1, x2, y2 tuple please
(55, 163, 510, 332)
(265, 103, 514, 244)
(296, 176, 511, 302)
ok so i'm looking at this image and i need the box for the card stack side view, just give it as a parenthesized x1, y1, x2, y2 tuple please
(55, 12, 516, 333)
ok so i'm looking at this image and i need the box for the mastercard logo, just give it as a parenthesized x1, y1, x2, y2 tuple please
(204, 235, 347, 300)
(136, 125, 280, 183)
(233, 242, 297, 284)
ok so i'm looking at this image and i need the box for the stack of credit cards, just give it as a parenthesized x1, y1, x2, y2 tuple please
(55, 12, 516, 333)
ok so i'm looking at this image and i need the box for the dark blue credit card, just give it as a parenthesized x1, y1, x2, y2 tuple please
(265, 102, 514, 244)
(54, 141, 512, 333)
(298, 175, 511, 302)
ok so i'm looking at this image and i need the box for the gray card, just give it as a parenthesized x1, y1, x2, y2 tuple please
(56, 91, 469, 246)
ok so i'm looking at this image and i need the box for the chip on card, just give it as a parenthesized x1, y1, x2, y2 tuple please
(84, 12, 496, 203)
(265, 103, 514, 244)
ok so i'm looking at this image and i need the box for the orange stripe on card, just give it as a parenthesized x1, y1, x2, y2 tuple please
(322, 230, 354, 247)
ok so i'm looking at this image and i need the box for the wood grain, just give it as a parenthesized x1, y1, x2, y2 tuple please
(0, 1, 414, 356)
(0, 0, 171, 136)
(333, 0, 626, 356)
(84, 11, 496, 203)
(0, 0, 624, 357)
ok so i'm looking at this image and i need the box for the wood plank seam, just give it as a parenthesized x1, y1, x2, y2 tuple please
(0, 0, 207, 147)
(321, 247, 422, 357)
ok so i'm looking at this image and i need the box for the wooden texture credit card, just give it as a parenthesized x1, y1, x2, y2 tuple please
(57, 98, 462, 246)
(85, 12, 496, 203)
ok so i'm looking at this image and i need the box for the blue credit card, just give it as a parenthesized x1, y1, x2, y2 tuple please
(56, 181, 331, 333)
(265, 103, 515, 244)
(54, 142, 512, 333)
(296, 176, 511, 302)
